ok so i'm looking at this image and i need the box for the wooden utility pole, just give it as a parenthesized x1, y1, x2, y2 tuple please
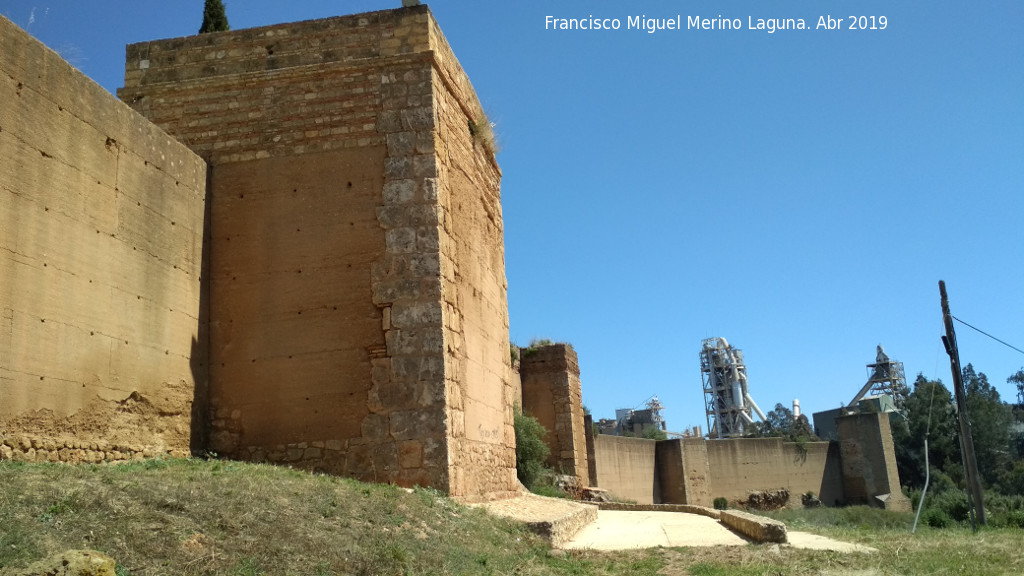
(939, 280, 986, 527)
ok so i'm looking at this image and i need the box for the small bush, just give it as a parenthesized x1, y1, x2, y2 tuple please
(641, 427, 667, 441)
(931, 489, 971, 523)
(993, 510, 1024, 528)
(513, 408, 550, 490)
(923, 507, 952, 528)
(713, 497, 728, 510)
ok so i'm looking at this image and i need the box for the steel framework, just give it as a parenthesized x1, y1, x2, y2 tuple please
(700, 337, 766, 438)
(846, 345, 907, 412)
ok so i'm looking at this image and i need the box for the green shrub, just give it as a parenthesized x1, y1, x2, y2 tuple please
(713, 497, 728, 510)
(931, 489, 971, 523)
(513, 408, 550, 490)
(923, 507, 952, 528)
(641, 427, 667, 441)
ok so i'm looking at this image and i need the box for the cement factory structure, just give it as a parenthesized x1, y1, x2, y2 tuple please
(699, 337, 768, 439)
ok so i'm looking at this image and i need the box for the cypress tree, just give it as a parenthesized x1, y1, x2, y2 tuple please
(199, 0, 230, 34)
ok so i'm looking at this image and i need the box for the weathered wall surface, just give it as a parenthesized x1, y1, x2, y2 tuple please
(118, 7, 514, 497)
(593, 435, 658, 504)
(520, 344, 589, 480)
(836, 412, 910, 511)
(705, 438, 843, 506)
(593, 435, 842, 507)
(431, 16, 517, 497)
(0, 15, 207, 461)
(657, 439, 713, 507)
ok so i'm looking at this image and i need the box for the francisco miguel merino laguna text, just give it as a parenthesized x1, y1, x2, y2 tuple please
(545, 15, 851, 34)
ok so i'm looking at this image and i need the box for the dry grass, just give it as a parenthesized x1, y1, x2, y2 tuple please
(1, 459, 665, 576)
(2, 461, 1021, 575)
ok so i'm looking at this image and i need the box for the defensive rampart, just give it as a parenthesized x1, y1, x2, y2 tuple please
(0, 15, 207, 461)
(117, 6, 514, 498)
(520, 344, 589, 479)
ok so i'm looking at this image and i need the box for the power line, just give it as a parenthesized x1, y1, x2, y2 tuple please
(951, 315, 1024, 356)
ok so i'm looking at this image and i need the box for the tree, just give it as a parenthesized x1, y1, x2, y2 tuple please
(892, 374, 959, 489)
(641, 426, 667, 441)
(962, 364, 1014, 487)
(199, 0, 230, 33)
(1009, 368, 1024, 406)
(1009, 369, 1024, 459)
(747, 404, 817, 443)
(513, 409, 550, 490)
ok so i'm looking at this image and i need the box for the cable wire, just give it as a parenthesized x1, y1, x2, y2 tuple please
(951, 315, 1024, 356)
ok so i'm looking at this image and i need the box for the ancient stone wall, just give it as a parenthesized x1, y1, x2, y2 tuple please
(520, 344, 589, 480)
(118, 6, 514, 498)
(836, 412, 911, 511)
(0, 15, 207, 461)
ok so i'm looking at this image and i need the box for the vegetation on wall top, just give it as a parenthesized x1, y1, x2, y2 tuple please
(199, 0, 230, 33)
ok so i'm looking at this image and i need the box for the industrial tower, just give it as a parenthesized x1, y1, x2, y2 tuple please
(700, 338, 767, 438)
(845, 345, 908, 413)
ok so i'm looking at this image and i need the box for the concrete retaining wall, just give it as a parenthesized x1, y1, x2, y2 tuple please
(706, 438, 843, 506)
(593, 435, 845, 508)
(593, 435, 658, 504)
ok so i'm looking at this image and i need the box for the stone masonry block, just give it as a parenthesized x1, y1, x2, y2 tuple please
(391, 301, 442, 328)
(407, 252, 441, 276)
(399, 440, 423, 469)
(391, 409, 445, 440)
(416, 226, 440, 251)
(376, 206, 409, 229)
(416, 131, 435, 155)
(378, 110, 402, 133)
(402, 106, 434, 130)
(413, 154, 437, 178)
(361, 414, 390, 439)
(369, 379, 415, 413)
(383, 179, 416, 204)
(371, 358, 391, 386)
(421, 177, 439, 202)
(385, 227, 418, 253)
(386, 131, 416, 156)
(373, 279, 423, 303)
(385, 156, 413, 179)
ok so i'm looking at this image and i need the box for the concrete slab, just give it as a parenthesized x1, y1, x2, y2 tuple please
(562, 510, 745, 550)
(562, 510, 877, 553)
(786, 531, 877, 553)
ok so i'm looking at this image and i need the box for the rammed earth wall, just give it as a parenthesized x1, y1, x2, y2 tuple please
(117, 6, 515, 499)
(0, 15, 207, 460)
(520, 344, 589, 480)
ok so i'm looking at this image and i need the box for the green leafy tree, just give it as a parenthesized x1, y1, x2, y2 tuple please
(199, 0, 230, 33)
(962, 364, 1014, 487)
(1009, 368, 1024, 406)
(1009, 369, 1024, 459)
(747, 403, 817, 442)
(641, 426, 667, 441)
(513, 409, 550, 490)
(893, 374, 959, 489)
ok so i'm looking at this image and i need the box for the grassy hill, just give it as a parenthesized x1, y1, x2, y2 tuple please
(1, 459, 1021, 575)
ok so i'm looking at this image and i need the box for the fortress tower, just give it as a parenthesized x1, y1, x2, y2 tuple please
(117, 6, 514, 499)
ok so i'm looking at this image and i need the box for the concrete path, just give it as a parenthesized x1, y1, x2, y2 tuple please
(563, 510, 745, 550)
(562, 510, 876, 553)
(787, 531, 877, 553)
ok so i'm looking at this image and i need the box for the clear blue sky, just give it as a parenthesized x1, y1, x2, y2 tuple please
(3, 1, 1021, 433)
